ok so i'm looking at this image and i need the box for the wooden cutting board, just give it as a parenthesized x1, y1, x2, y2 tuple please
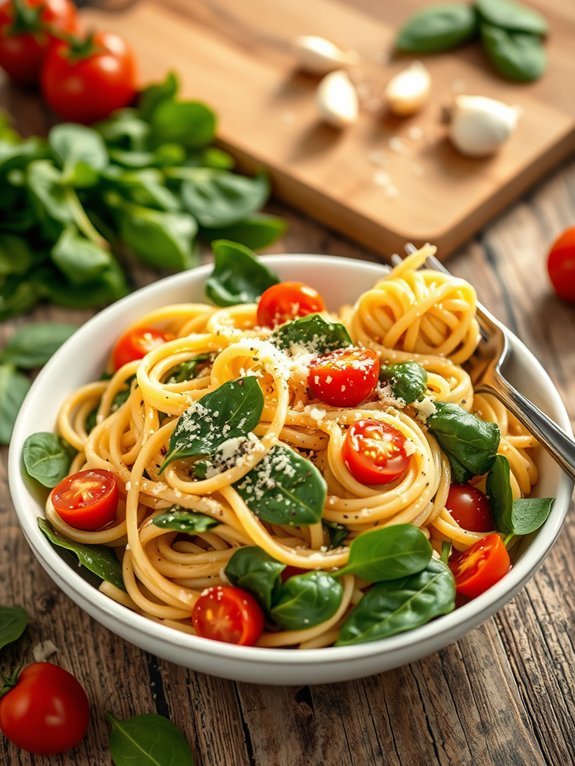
(84, 0, 575, 259)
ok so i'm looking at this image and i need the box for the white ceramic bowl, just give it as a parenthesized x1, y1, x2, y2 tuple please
(9, 255, 573, 685)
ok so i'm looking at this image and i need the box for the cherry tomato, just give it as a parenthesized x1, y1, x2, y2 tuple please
(51, 468, 118, 531)
(450, 533, 511, 599)
(308, 347, 379, 407)
(192, 585, 265, 646)
(0, 663, 89, 754)
(40, 31, 137, 123)
(0, 0, 78, 86)
(547, 226, 575, 303)
(280, 565, 307, 582)
(446, 484, 494, 532)
(256, 281, 326, 328)
(112, 326, 169, 370)
(343, 418, 411, 485)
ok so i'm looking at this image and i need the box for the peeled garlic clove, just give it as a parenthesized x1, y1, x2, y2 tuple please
(449, 95, 520, 158)
(294, 35, 360, 75)
(385, 61, 431, 117)
(316, 70, 359, 128)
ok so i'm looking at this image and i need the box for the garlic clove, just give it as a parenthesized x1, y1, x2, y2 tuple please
(448, 95, 520, 158)
(316, 70, 359, 128)
(293, 35, 360, 75)
(385, 61, 431, 117)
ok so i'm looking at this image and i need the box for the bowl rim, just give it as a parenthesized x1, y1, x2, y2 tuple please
(8, 253, 574, 666)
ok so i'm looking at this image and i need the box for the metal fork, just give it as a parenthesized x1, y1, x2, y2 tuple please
(391, 246, 575, 482)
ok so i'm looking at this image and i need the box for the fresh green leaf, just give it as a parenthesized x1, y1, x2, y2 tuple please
(475, 0, 548, 35)
(22, 432, 74, 487)
(510, 497, 554, 535)
(379, 361, 428, 404)
(165, 354, 212, 383)
(234, 445, 326, 526)
(225, 546, 285, 611)
(271, 571, 343, 630)
(152, 508, 219, 533)
(107, 712, 195, 766)
(185, 146, 235, 170)
(486, 454, 514, 533)
(38, 518, 125, 591)
(0, 364, 30, 444)
(96, 109, 150, 151)
(480, 22, 546, 81)
(323, 520, 348, 550)
(0, 274, 40, 320)
(138, 71, 180, 121)
(26, 160, 73, 237)
(336, 559, 456, 645)
(181, 170, 269, 228)
(0, 604, 28, 652)
(0, 233, 34, 275)
(272, 313, 352, 354)
(200, 213, 286, 250)
(119, 204, 198, 271)
(51, 227, 112, 286)
(0, 138, 48, 176)
(205, 239, 280, 307)
(0, 322, 76, 368)
(150, 100, 216, 149)
(396, 4, 478, 52)
(106, 168, 181, 212)
(49, 123, 108, 175)
(34, 261, 129, 309)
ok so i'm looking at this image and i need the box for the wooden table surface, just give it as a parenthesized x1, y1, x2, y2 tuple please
(2, 4, 575, 765)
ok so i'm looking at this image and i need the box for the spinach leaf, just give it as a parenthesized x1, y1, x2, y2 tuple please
(107, 712, 195, 766)
(181, 170, 269, 228)
(150, 100, 216, 149)
(96, 109, 150, 151)
(323, 520, 348, 549)
(152, 508, 219, 533)
(338, 525, 432, 582)
(234, 445, 326, 526)
(510, 497, 554, 536)
(0, 322, 77, 368)
(162, 376, 264, 469)
(49, 123, 108, 175)
(138, 71, 179, 120)
(396, 4, 478, 52)
(205, 240, 280, 307)
(38, 518, 125, 590)
(428, 402, 500, 482)
(336, 559, 455, 646)
(165, 354, 212, 383)
(379, 361, 427, 404)
(119, 204, 198, 271)
(200, 213, 286, 250)
(271, 571, 343, 630)
(26, 160, 72, 235)
(475, 0, 548, 35)
(22, 432, 74, 487)
(225, 546, 285, 611)
(0, 604, 28, 652)
(51, 227, 112, 286)
(34, 261, 129, 309)
(0, 364, 30, 444)
(0, 233, 34, 275)
(107, 168, 181, 212)
(0, 274, 40, 320)
(272, 314, 352, 354)
(480, 22, 546, 81)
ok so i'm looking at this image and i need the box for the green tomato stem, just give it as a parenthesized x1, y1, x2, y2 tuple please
(503, 533, 515, 547)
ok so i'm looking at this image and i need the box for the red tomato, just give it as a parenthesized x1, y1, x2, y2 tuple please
(112, 327, 169, 370)
(0, 0, 78, 86)
(40, 31, 137, 123)
(343, 419, 411, 485)
(0, 663, 89, 755)
(280, 565, 307, 582)
(51, 468, 118, 531)
(446, 484, 494, 532)
(192, 585, 265, 646)
(308, 347, 379, 407)
(547, 226, 575, 303)
(256, 281, 326, 328)
(450, 533, 511, 599)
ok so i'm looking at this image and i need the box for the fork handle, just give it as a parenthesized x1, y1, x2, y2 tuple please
(478, 375, 575, 483)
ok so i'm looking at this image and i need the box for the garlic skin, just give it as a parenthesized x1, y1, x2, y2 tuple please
(385, 61, 431, 117)
(316, 70, 359, 128)
(293, 35, 359, 75)
(449, 95, 520, 158)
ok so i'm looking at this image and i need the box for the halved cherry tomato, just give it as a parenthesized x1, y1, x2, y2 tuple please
(308, 347, 379, 407)
(0, 663, 89, 755)
(192, 585, 264, 646)
(450, 533, 511, 599)
(51, 469, 118, 531)
(256, 281, 326, 328)
(446, 484, 494, 532)
(547, 226, 575, 303)
(112, 327, 169, 370)
(343, 419, 411, 485)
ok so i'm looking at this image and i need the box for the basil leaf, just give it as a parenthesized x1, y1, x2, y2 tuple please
(480, 22, 546, 82)
(510, 497, 554, 536)
(150, 100, 216, 149)
(475, 0, 548, 35)
(272, 314, 352, 354)
(271, 571, 343, 630)
(486, 454, 514, 533)
(338, 525, 432, 582)
(449, 454, 472, 485)
(162, 377, 264, 469)
(225, 546, 285, 611)
(200, 213, 286, 251)
(0, 322, 77, 368)
(165, 354, 212, 383)
(396, 4, 478, 52)
(138, 71, 179, 121)
(428, 402, 500, 481)
(323, 520, 348, 550)
(181, 170, 269, 228)
(51, 227, 112, 286)
(34, 261, 129, 309)
(107, 712, 195, 766)
(205, 239, 280, 307)
(49, 123, 108, 183)
(22, 432, 74, 487)
(379, 361, 428, 404)
(0, 274, 40, 320)
(26, 160, 73, 234)
(152, 508, 219, 533)
(0, 364, 30, 444)
(0, 604, 28, 652)
(234, 445, 326, 526)
(119, 205, 198, 271)
(0, 233, 34, 275)
(336, 559, 456, 646)
(96, 109, 150, 152)
(38, 518, 125, 590)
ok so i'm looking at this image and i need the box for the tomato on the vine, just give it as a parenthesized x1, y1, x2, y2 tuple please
(343, 418, 411, 485)
(40, 31, 137, 123)
(112, 326, 170, 370)
(257, 282, 326, 328)
(450, 533, 511, 599)
(547, 226, 575, 303)
(0, 663, 89, 754)
(446, 484, 494, 532)
(0, 0, 78, 86)
(51, 468, 118, 530)
(192, 585, 264, 646)
(308, 347, 379, 407)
